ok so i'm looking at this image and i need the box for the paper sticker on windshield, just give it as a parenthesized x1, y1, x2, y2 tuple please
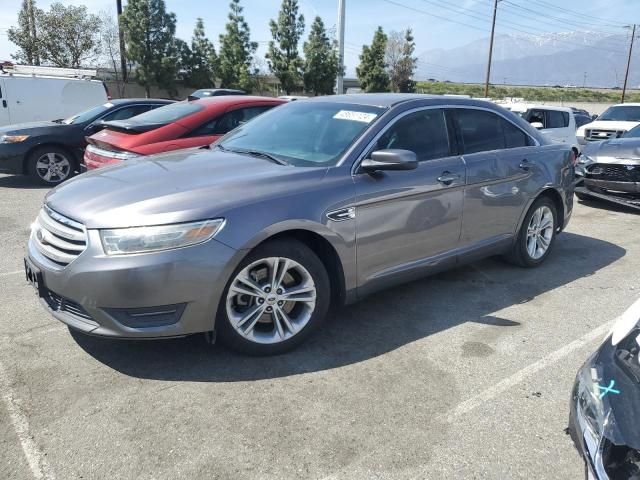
(333, 110, 378, 123)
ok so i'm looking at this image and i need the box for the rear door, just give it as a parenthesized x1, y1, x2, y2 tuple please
(541, 109, 573, 145)
(0, 79, 9, 126)
(452, 107, 536, 248)
(353, 107, 466, 290)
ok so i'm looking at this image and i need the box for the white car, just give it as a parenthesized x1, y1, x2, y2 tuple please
(576, 103, 640, 145)
(0, 65, 108, 127)
(503, 103, 579, 153)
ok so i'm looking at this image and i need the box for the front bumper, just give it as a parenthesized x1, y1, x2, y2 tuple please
(27, 229, 245, 338)
(0, 143, 29, 174)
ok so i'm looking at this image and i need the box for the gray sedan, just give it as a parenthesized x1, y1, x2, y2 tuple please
(25, 94, 575, 355)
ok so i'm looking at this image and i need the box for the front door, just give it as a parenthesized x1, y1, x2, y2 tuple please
(353, 108, 465, 292)
(0, 79, 10, 126)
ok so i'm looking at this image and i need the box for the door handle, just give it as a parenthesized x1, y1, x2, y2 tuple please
(1, 100, 6, 108)
(519, 159, 531, 171)
(437, 171, 461, 185)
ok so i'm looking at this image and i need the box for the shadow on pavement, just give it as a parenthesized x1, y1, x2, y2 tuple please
(0, 174, 51, 190)
(71, 231, 625, 382)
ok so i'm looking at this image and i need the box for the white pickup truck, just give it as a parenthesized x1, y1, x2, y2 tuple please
(576, 103, 640, 145)
(503, 103, 579, 153)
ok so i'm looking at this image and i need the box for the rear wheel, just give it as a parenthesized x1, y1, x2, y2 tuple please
(506, 196, 558, 267)
(217, 239, 330, 355)
(27, 146, 75, 186)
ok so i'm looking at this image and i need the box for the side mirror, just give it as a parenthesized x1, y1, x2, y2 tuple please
(591, 115, 598, 121)
(86, 120, 105, 132)
(360, 149, 418, 173)
(530, 121, 544, 129)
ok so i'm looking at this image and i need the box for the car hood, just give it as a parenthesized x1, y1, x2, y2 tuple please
(0, 121, 71, 135)
(45, 148, 328, 229)
(582, 138, 640, 163)
(577, 120, 640, 135)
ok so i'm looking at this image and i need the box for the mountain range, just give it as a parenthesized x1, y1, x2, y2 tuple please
(416, 31, 639, 88)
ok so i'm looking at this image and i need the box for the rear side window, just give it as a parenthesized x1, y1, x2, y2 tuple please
(101, 105, 154, 122)
(455, 109, 530, 154)
(124, 102, 203, 125)
(546, 110, 569, 128)
(189, 105, 273, 137)
(375, 109, 450, 161)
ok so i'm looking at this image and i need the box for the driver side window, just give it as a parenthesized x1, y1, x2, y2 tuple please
(374, 109, 451, 162)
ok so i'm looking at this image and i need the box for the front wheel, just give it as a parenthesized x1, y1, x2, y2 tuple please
(27, 146, 75, 186)
(506, 196, 558, 267)
(217, 239, 330, 355)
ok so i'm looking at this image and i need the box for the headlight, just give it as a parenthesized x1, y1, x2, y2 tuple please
(0, 134, 29, 143)
(578, 154, 594, 165)
(100, 219, 225, 255)
(576, 363, 607, 440)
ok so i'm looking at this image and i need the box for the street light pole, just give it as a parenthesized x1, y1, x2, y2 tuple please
(336, 0, 346, 95)
(622, 24, 636, 104)
(484, 0, 500, 98)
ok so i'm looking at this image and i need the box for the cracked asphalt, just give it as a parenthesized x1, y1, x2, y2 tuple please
(1, 172, 639, 479)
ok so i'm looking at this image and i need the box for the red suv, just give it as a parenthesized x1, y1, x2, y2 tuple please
(84, 96, 285, 170)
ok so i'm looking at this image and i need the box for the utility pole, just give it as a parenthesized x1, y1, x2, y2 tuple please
(583, 71, 587, 88)
(116, 0, 127, 84)
(336, 0, 346, 95)
(484, 0, 500, 98)
(622, 24, 636, 104)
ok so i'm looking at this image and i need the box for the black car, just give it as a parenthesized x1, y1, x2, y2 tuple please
(0, 98, 173, 185)
(568, 298, 640, 479)
(189, 88, 247, 99)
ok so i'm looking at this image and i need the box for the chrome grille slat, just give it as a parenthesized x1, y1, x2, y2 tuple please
(34, 207, 87, 266)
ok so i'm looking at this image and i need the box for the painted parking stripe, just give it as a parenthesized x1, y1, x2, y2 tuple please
(444, 319, 616, 422)
(0, 270, 24, 277)
(0, 359, 56, 479)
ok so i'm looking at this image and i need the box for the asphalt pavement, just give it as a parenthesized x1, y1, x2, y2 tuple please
(1, 172, 639, 480)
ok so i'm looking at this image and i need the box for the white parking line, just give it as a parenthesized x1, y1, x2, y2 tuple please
(0, 270, 24, 277)
(444, 319, 616, 422)
(0, 360, 56, 479)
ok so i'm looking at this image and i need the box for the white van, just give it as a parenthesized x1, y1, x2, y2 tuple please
(503, 103, 579, 153)
(0, 65, 108, 127)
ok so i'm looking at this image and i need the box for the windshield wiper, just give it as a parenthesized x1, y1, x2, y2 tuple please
(220, 146, 288, 165)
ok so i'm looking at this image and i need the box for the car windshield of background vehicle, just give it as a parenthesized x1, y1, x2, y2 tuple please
(598, 106, 640, 122)
(121, 102, 204, 125)
(218, 101, 385, 167)
(623, 125, 640, 138)
(62, 103, 111, 124)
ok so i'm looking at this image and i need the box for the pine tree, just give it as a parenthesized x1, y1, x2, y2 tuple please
(267, 0, 305, 95)
(218, 0, 257, 92)
(7, 0, 41, 65)
(303, 17, 339, 96)
(387, 29, 417, 93)
(356, 27, 389, 93)
(182, 18, 218, 88)
(121, 0, 178, 97)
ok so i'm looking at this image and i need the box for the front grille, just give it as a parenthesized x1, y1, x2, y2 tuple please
(585, 129, 625, 141)
(586, 163, 640, 182)
(44, 289, 95, 322)
(33, 206, 87, 266)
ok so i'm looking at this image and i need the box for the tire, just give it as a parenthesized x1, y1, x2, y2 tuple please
(217, 238, 331, 355)
(506, 196, 558, 268)
(27, 146, 75, 186)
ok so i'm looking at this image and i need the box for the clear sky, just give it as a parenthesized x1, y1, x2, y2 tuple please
(0, 0, 638, 77)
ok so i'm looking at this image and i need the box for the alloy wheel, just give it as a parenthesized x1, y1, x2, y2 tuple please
(525, 205, 554, 260)
(225, 257, 317, 344)
(35, 152, 71, 184)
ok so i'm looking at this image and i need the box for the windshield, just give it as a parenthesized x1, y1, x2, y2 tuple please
(218, 101, 385, 167)
(623, 124, 640, 138)
(63, 103, 111, 124)
(119, 102, 203, 125)
(598, 106, 640, 122)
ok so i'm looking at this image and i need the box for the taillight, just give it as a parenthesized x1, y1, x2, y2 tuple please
(570, 150, 578, 167)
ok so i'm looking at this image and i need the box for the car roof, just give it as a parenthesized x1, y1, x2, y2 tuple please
(307, 93, 505, 110)
(188, 95, 285, 109)
(109, 98, 175, 105)
(503, 103, 572, 112)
